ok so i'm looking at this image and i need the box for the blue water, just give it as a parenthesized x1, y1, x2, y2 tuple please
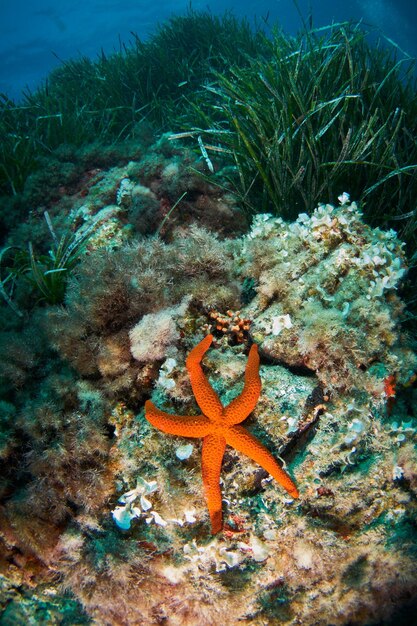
(1, 0, 416, 100)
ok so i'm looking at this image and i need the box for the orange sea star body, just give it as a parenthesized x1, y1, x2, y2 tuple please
(145, 334, 299, 534)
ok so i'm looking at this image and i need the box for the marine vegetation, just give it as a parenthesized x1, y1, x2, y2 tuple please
(0, 211, 103, 310)
(1, 10, 416, 325)
(0, 9, 266, 197)
(177, 21, 417, 323)
(183, 22, 417, 224)
(0, 8, 417, 626)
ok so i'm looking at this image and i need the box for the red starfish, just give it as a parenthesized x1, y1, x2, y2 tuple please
(145, 334, 299, 534)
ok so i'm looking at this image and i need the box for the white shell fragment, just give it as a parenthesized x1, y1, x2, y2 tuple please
(157, 357, 178, 390)
(338, 191, 350, 205)
(184, 509, 197, 523)
(249, 535, 270, 562)
(272, 314, 293, 335)
(140, 494, 153, 511)
(175, 443, 194, 460)
(111, 476, 159, 529)
(392, 465, 404, 480)
(151, 511, 168, 526)
(112, 506, 134, 530)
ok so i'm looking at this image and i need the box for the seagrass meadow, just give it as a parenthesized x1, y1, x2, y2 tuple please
(0, 8, 417, 626)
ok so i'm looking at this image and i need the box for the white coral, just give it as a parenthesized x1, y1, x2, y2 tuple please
(129, 297, 190, 363)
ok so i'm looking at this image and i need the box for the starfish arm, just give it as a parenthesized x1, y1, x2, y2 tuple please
(224, 344, 262, 425)
(186, 334, 223, 420)
(201, 433, 227, 534)
(145, 400, 212, 438)
(226, 425, 299, 498)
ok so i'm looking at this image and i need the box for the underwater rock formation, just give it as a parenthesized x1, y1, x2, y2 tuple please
(238, 196, 415, 395)
(0, 138, 416, 625)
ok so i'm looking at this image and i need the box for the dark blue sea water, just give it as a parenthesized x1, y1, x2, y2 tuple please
(1, 0, 416, 100)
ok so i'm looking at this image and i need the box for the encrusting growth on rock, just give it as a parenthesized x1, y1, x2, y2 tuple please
(145, 334, 299, 533)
